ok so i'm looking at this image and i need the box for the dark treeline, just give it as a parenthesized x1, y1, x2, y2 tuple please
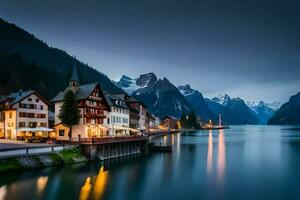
(0, 18, 123, 99)
(0, 50, 64, 100)
(180, 111, 200, 129)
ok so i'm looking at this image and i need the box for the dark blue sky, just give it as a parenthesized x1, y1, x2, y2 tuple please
(0, 0, 299, 103)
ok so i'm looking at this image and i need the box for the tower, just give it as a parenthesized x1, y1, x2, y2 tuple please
(69, 61, 79, 93)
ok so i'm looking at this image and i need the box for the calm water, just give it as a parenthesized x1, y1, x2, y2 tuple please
(1, 126, 300, 200)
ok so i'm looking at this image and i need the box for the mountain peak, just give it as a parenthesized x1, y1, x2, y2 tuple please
(212, 94, 232, 105)
(136, 72, 157, 88)
(178, 84, 195, 96)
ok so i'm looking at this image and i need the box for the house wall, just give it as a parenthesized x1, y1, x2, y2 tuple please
(54, 85, 110, 141)
(3, 110, 17, 139)
(15, 94, 49, 129)
(105, 106, 130, 135)
(139, 105, 147, 131)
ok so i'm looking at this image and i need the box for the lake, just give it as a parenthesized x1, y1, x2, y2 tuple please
(1, 125, 300, 200)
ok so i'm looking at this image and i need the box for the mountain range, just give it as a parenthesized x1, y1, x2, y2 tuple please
(116, 73, 192, 118)
(0, 18, 122, 100)
(178, 85, 217, 122)
(268, 92, 300, 125)
(116, 74, 279, 124)
(247, 101, 279, 124)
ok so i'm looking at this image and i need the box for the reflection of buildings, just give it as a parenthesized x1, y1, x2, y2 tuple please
(206, 129, 226, 182)
(207, 130, 213, 174)
(79, 166, 108, 200)
(217, 129, 226, 182)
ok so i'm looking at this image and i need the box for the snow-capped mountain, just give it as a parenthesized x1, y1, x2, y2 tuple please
(178, 85, 217, 122)
(268, 92, 300, 125)
(207, 94, 260, 125)
(246, 101, 279, 124)
(115, 73, 157, 94)
(115, 73, 192, 118)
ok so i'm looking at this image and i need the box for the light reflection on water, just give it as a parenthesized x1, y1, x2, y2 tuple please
(217, 129, 226, 182)
(2, 126, 300, 200)
(79, 166, 109, 200)
(207, 130, 213, 175)
(0, 185, 7, 200)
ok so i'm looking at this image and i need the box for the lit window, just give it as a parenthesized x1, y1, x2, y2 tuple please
(59, 130, 65, 136)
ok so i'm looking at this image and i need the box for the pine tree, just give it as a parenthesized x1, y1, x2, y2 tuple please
(187, 111, 198, 129)
(58, 90, 80, 144)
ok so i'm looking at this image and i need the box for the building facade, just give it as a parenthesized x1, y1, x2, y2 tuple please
(125, 96, 147, 132)
(51, 64, 110, 141)
(162, 116, 178, 130)
(104, 93, 132, 136)
(0, 90, 50, 140)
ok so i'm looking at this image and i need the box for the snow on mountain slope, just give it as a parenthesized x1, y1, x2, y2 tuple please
(115, 73, 192, 118)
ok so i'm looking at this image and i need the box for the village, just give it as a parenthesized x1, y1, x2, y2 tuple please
(0, 63, 191, 145)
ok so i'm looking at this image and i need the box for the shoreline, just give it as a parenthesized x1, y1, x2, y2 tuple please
(0, 128, 230, 173)
(0, 147, 87, 174)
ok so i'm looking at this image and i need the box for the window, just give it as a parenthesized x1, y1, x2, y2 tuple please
(19, 122, 25, 127)
(8, 122, 14, 127)
(36, 99, 39, 103)
(40, 105, 43, 110)
(123, 118, 128, 124)
(107, 118, 110, 124)
(28, 98, 32, 101)
(59, 130, 65, 136)
(37, 114, 46, 118)
(40, 123, 47, 127)
(29, 122, 37, 128)
(9, 112, 12, 118)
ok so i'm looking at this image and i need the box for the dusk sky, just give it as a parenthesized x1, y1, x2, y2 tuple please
(0, 0, 299, 103)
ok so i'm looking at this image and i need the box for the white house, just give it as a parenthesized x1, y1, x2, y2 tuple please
(0, 90, 51, 140)
(104, 93, 132, 136)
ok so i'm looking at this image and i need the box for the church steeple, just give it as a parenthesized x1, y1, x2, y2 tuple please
(69, 60, 80, 93)
(70, 60, 79, 87)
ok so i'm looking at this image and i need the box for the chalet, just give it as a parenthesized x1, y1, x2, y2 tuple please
(104, 92, 138, 136)
(0, 90, 51, 140)
(162, 116, 178, 130)
(51, 63, 110, 142)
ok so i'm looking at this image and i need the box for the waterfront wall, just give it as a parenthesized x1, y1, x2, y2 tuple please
(81, 140, 149, 161)
(0, 147, 87, 174)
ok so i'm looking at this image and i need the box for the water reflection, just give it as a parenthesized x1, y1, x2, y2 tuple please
(36, 176, 48, 197)
(80, 177, 92, 200)
(0, 185, 7, 200)
(217, 129, 226, 182)
(206, 129, 226, 183)
(79, 166, 109, 200)
(4, 126, 300, 200)
(207, 130, 213, 174)
(93, 166, 109, 199)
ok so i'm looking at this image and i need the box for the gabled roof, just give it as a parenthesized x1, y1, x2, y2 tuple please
(0, 90, 50, 106)
(50, 82, 99, 102)
(163, 115, 178, 121)
(103, 92, 129, 109)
